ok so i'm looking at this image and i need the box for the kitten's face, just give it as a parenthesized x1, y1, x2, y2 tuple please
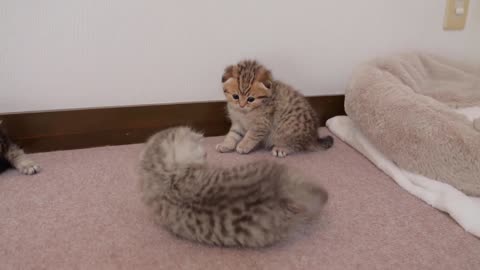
(223, 78, 270, 112)
(221, 60, 272, 112)
(160, 127, 206, 165)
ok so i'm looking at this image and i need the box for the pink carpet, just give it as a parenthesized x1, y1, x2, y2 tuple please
(1, 130, 479, 270)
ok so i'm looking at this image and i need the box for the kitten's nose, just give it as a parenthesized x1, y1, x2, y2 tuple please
(239, 102, 247, 108)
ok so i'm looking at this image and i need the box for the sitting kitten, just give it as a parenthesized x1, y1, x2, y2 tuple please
(216, 60, 334, 157)
(0, 120, 40, 175)
(139, 127, 328, 248)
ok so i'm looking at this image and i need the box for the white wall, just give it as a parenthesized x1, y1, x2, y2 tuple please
(1, 0, 479, 113)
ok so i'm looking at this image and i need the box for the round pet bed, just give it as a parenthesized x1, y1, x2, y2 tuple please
(345, 53, 480, 196)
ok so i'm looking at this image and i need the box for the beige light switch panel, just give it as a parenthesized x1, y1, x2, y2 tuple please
(443, 0, 469, 30)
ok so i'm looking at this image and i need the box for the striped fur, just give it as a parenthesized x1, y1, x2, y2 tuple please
(138, 127, 328, 248)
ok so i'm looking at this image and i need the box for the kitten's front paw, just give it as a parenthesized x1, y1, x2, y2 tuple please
(17, 160, 40, 175)
(215, 143, 235, 153)
(235, 143, 253, 155)
(272, 147, 290, 158)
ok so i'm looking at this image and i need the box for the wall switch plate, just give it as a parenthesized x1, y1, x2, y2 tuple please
(443, 0, 469, 30)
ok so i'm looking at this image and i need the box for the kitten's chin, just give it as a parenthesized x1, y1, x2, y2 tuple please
(243, 106, 259, 113)
(231, 104, 255, 113)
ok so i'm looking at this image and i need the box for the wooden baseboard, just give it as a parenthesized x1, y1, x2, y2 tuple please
(0, 95, 345, 153)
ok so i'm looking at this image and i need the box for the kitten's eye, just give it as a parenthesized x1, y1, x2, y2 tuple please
(232, 94, 239, 100)
(247, 97, 255, 103)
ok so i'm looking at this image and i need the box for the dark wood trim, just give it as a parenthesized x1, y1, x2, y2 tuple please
(0, 95, 345, 153)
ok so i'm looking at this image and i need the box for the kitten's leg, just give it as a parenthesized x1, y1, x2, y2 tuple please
(269, 129, 296, 158)
(5, 144, 40, 175)
(215, 124, 245, 153)
(236, 128, 268, 154)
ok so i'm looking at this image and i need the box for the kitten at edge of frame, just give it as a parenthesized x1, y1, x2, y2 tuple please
(216, 59, 334, 158)
(138, 126, 328, 248)
(0, 120, 40, 175)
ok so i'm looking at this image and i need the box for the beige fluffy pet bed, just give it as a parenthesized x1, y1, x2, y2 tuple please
(345, 53, 480, 196)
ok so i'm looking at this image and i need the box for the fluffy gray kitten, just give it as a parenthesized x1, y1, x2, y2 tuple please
(0, 120, 40, 175)
(139, 126, 328, 248)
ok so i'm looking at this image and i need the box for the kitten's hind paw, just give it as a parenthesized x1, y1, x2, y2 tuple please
(17, 159, 40, 175)
(272, 147, 290, 158)
(215, 143, 235, 153)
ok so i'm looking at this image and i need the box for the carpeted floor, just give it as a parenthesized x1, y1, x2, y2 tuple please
(1, 131, 479, 270)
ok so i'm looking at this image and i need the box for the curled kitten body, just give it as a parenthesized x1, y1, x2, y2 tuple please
(217, 60, 333, 157)
(0, 121, 40, 175)
(139, 127, 328, 248)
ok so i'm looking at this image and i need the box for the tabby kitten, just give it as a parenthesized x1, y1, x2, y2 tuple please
(0, 120, 40, 175)
(216, 60, 334, 157)
(139, 127, 328, 248)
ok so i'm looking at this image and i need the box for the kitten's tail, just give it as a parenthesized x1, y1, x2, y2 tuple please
(317, 135, 334, 149)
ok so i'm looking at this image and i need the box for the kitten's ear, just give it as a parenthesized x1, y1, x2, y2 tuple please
(256, 67, 273, 89)
(262, 80, 273, 89)
(221, 65, 238, 83)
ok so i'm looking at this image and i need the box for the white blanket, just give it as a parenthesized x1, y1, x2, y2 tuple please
(326, 115, 480, 238)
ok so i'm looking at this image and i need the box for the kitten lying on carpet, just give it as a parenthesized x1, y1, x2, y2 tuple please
(217, 60, 334, 157)
(0, 120, 40, 175)
(139, 127, 328, 248)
